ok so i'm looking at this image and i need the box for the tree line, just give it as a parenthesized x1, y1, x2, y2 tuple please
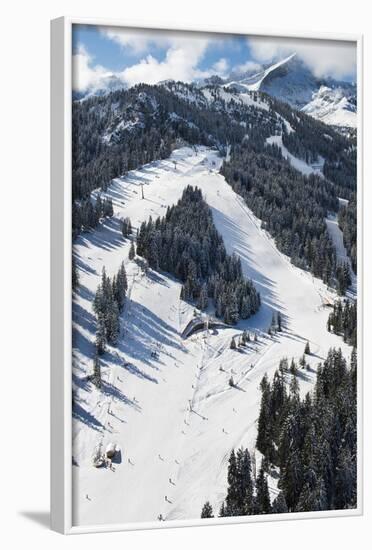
(338, 198, 357, 273)
(201, 447, 276, 518)
(93, 262, 128, 354)
(272, 97, 356, 196)
(327, 300, 357, 347)
(71, 83, 287, 237)
(202, 347, 357, 518)
(72, 81, 356, 293)
(136, 186, 261, 324)
(72, 194, 114, 238)
(255, 348, 357, 512)
(221, 141, 340, 286)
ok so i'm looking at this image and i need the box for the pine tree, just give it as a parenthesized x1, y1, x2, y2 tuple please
(201, 501, 214, 518)
(289, 373, 300, 398)
(240, 448, 254, 514)
(277, 311, 282, 332)
(256, 375, 275, 461)
(219, 502, 227, 517)
(107, 301, 120, 344)
(72, 256, 79, 291)
(272, 491, 288, 513)
(91, 354, 102, 388)
(296, 479, 327, 512)
(304, 341, 311, 355)
(230, 337, 237, 350)
(197, 283, 209, 311)
(115, 261, 128, 312)
(255, 466, 271, 514)
(225, 450, 240, 516)
(290, 358, 298, 376)
(103, 197, 114, 217)
(129, 241, 136, 260)
(95, 316, 106, 355)
(279, 358, 289, 379)
(121, 217, 132, 238)
(271, 311, 277, 331)
(279, 451, 303, 511)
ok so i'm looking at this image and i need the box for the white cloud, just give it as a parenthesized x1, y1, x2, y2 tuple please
(102, 27, 170, 54)
(233, 60, 262, 75)
(72, 37, 217, 91)
(72, 44, 115, 92)
(119, 38, 210, 86)
(212, 58, 229, 76)
(247, 36, 356, 79)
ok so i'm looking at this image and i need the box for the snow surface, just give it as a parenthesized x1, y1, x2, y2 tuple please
(301, 86, 357, 128)
(72, 146, 352, 527)
(266, 135, 324, 177)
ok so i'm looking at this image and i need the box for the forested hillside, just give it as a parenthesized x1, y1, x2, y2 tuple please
(338, 199, 357, 273)
(221, 142, 339, 285)
(72, 83, 356, 298)
(327, 300, 357, 347)
(202, 348, 357, 518)
(137, 186, 260, 324)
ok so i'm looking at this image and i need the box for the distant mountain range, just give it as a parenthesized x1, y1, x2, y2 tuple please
(223, 53, 356, 128)
(74, 53, 356, 129)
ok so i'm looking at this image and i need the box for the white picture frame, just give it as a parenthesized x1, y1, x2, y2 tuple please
(51, 16, 363, 534)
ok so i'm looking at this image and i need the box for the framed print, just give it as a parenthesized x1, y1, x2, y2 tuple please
(51, 17, 363, 534)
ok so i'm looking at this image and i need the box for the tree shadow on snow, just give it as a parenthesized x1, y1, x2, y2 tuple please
(73, 254, 97, 276)
(104, 349, 159, 384)
(118, 300, 183, 368)
(77, 218, 124, 253)
(100, 379, 142, 412)
(72, 301, 96, 335)
(72, 401, 104, 432)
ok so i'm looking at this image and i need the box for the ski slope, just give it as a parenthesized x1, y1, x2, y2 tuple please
(72, 146, 352, 527)
(325, 212, 357, 298)
(266, 135, 324, 177)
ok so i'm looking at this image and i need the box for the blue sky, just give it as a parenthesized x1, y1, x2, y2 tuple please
(72, 25, 251, 74)
(72, 24, 356, 92)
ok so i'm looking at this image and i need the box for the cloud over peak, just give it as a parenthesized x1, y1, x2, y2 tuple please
(247, 36, 356, 80)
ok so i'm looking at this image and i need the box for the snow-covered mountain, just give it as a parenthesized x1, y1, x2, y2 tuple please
(224, 54, 356, 128)
(73, 52, 356, 128)
(225, 53, 297, 93)
(73, 74, 127, 101)
(301, 85, 357, 128)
